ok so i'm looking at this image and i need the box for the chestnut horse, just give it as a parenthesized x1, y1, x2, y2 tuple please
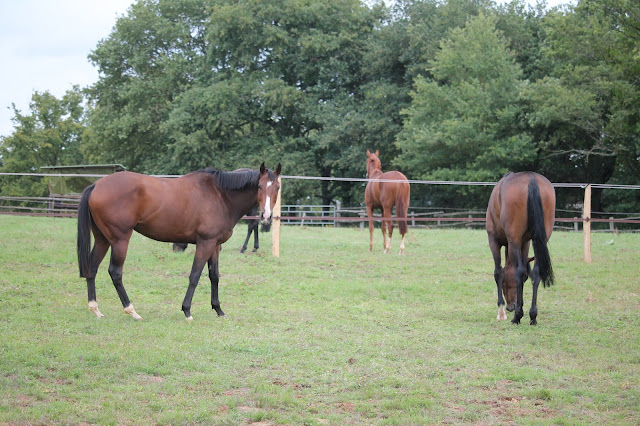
(486, 172, 555, 325)
(365, 150, 410, 254)
(77, 163, 281, 320)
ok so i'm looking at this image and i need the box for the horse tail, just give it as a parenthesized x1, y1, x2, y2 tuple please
(77, 184, 95, 278)
(396, 184, 409, 235)
(527, 176, 554, 287)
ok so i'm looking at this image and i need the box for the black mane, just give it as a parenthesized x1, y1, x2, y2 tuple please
(197, 168, 261, 191)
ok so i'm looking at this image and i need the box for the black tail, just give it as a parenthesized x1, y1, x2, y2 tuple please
(77, 184, 95, 278)
(527, 177, 554, 287)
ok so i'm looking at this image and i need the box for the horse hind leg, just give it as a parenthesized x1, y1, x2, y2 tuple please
(510, 249, 527, 325)
(382, 209, 393, 254)
(529, 263, 541, 325)
(87, 233, 109, 318)
(108, 239, 141, 320)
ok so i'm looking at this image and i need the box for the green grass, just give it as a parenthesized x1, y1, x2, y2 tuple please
(0, 215, 638, 424)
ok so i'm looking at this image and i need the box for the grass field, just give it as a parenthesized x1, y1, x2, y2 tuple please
(0, 215, 638, 425)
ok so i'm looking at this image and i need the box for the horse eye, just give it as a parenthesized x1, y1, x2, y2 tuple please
(258, 185, 263, 190)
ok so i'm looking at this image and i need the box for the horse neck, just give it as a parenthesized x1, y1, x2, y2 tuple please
(224, 187, 259, 222)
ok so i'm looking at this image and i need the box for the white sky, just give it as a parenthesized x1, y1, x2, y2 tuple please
(0, 0, 570, 138)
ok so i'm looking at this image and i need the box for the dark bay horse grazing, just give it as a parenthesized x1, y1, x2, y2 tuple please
(365, 149, 411, 254)
(77, 163, 281, 320)
(486, 171, 555, 325)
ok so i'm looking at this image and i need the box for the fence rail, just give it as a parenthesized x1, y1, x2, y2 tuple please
(2, 196, 640, 231)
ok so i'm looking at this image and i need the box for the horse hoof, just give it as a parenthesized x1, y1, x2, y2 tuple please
(511, 318, 521, 325)
(88, 301, 105, 318)
(124, 304, 143, 320)
(186, 316, 194, 321)
(529, 319, 537, 326)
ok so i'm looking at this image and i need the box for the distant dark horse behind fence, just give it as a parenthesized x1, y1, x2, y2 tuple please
(240, 205, 271, 253)
(486, 171, 555, 325)
(77, 163, 281, 320)
(365, 149, 411, 254)
(172, 205, 270, 254)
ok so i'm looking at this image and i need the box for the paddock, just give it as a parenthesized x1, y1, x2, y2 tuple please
(0, 215, 638, 424)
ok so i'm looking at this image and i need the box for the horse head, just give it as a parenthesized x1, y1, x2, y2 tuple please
(502, 256, 535, 312)
(257, 163, 281, 225)
(501, 264, 518, 312)
(366, 149, 382, 178)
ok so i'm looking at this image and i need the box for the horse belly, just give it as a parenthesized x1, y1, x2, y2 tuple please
(134, 212, 198, 243)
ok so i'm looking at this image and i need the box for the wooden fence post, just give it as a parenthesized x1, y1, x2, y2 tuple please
(272, 177, 282, 258)
(583, 184, 592, 263)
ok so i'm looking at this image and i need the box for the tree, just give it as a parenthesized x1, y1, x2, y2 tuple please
(85, 0, 211, 173)
(396, 14, 532, 207)
(0, 88, 86, 196)
(167, 0, 384, 204)
(524, 0, 640, 210)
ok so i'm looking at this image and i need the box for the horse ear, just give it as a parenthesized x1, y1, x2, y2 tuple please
(366, 149, 371, 156)
(260, 163, 266, 174)
(275, 163, 281, 176)
(375, 150, 379, 156)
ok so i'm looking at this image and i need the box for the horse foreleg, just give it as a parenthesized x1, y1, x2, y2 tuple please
(366, 206, 375, 252)
(240, 224, 252, 253)
(252, 221, 259, 252)
(489, 238, 506, 320)
(87, 235, 109, 318)
(208, 246, 225, 317)
(108, 239, 141, 320)
(399, 233, 406, 255)
(182, 240, 215, 320)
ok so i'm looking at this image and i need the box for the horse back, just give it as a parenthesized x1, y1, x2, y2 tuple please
(487, 172, 554, 243)
(366, 170, 409, 207)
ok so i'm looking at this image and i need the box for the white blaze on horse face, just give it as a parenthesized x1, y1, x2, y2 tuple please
(262, 181, 273, 221)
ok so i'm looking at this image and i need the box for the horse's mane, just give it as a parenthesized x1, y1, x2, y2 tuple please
(195, 167, 276, 191)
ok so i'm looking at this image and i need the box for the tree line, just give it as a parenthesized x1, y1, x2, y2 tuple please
(1, 0, 638, 212)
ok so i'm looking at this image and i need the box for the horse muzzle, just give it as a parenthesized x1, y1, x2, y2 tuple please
(506, 303, 516, 312)
(260, 213, 272, 225)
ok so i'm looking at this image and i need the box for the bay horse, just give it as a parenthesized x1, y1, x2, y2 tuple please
(486, 171, 555, 325)
(77, 163, 281, 320)
(365, 150, 410, 254)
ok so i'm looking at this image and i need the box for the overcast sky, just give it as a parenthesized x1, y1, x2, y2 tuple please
(0, 0, 571, 138)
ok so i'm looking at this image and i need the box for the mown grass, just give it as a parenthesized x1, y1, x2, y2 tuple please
(0, 215, 638, 424)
